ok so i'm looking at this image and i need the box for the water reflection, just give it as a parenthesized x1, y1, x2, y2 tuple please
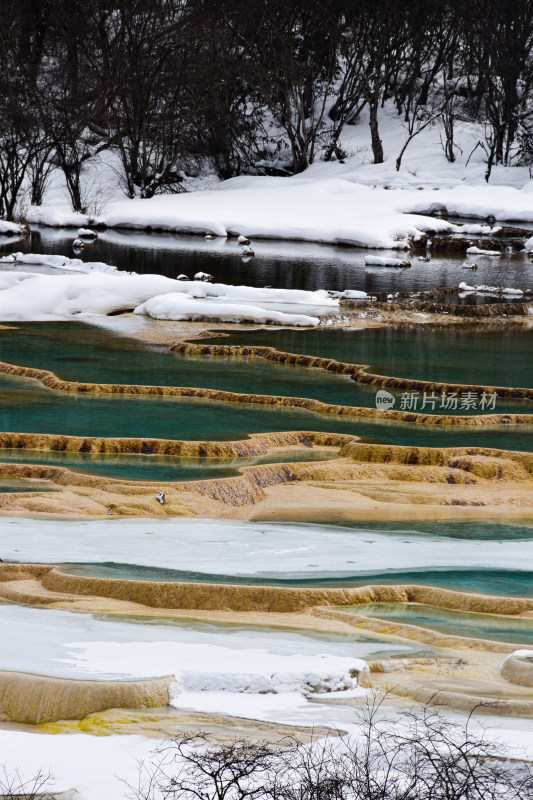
(1, 226, 532, 295)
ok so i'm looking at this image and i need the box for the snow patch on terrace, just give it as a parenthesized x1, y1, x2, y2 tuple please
(500, 650, 533, 671)
(0, 604, 368, 712)
(0, 261, 340, 324)
(3, 517, 533, 578)
(135, 293, 320, 326)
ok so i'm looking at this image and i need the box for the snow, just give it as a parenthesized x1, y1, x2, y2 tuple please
(364, 255, 410, 267)
(0, 731, 155, 800)
(77, 228, 97, 238)
(458, 281, 527, 296)
(500, 649, 533, 671)
(0, 267, 337, 323)
(0, 603, 369, 698)
(328, 289, 369, 300)
(460, 224, 501, 235)
(135, 293, 320, 326)
(0, 220, 24, 235)
(466, 246, 501, 256)
(3, 517, 533, 579)
(0, 252, 115, 274)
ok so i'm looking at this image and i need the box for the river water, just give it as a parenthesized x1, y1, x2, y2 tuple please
(1, 225, 533, 295)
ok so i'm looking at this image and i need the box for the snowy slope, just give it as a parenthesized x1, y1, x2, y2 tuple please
(24, 106, 533, 249)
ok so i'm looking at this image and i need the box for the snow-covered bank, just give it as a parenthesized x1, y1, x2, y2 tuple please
(0, 220, 25, 236)
(26, 174, 533, 249)
(21, 103, 533, 251)
(0, 265, 339, 324)
(27, 178, 456, 249)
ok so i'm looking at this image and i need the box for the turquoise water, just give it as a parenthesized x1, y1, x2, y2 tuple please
(0, 447, 339, 482)
(1, 373, 533, 450)
(342, 602, 533, 645)
(62, 564, 533, 598)
(200, 326, 533, 390)
(0, 323, 529, 417)
(0, 323, 532, 451)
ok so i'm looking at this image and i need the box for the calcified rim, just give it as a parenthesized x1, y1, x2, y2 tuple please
(500, 655, 533, 688)
(1, 563, 531, 654)
(0, 357, 531, 427)
(170, 341, 533, 402)
(0, 429, 354, 457)
(0, 439, 531, 498)
(0, 669, 175, 725)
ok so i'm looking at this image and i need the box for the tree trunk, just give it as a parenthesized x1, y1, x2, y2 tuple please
(369, 103, 384, 164)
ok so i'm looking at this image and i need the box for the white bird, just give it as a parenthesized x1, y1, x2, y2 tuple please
(241, 245, 255, 256)
(156, 491, 165, 505)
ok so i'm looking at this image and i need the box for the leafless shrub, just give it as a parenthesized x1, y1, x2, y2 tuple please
(0, 765, 54, 799)
(126, 695, 533, 800)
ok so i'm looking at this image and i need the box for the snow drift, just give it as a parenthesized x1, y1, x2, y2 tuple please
(0, 261, 338, 324)
(0, 220, 24, 236)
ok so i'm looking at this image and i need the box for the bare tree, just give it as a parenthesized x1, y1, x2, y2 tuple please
(35, 0, 113, 212)
(220, 0, 341, 174)
(0, 765, 54, 799)
(126, 733, 276, 800)
(0, 0, 52, 219)
(460, 0, 533, 180)
(101, 0, 206, 199)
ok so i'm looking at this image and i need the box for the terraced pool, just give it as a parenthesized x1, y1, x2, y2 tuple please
(0, 323, 532, 458)
(340, 602, 533, 645)
(199, 325, 533, 390)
